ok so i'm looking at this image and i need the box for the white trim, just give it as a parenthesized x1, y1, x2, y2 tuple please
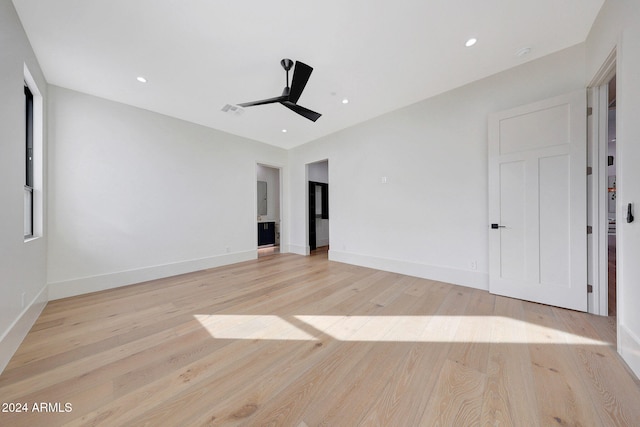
(586, 86, 597, 314)
(288, 244, 309, 256)
(588, 47, 617, 88)
(619, 323, 640, 379)
(0, 285, 48, 375)
(276, 243, 290, 254)
(328, 250, 489, 290)
(48, 251, 256, 300)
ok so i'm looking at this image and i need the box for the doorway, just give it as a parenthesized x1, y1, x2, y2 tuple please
(307, 160, 329, 252)
(587, 49, 618, 317)
(256, 164, 281, 257)
(607, 75, 617, 316)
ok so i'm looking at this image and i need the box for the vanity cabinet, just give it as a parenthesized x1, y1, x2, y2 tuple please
(257, 222, 275, 246)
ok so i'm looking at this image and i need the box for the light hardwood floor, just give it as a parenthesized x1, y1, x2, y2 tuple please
(1, 252, 639, 426)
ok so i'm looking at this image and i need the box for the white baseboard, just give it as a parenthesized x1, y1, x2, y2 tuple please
(277, 243, 290, 254)
(619, 323, 640, 380)
(48, 251, 257, 300)
(0, 285, 48, 375)
(328, 250, 489, 290)
(288, 244, 310, 256)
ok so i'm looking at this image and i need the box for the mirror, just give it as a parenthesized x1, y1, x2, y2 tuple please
(257, 181, 267, 216)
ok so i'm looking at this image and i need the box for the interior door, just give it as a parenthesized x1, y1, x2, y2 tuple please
(488, 90, 587, 311)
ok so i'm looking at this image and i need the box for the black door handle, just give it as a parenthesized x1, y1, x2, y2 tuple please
(627, 203, 634, 223)
(491, 223, 506, 229)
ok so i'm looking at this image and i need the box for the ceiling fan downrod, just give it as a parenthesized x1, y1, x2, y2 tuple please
(281, 58, 293, 96)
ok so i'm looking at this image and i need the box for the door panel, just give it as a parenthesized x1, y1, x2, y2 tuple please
(499, 103, 570, 154)
(489, 90, 587, 311)
(539, 154, 570, 287)
(499, 160, 526, 281)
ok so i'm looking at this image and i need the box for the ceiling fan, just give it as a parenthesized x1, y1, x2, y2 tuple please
(238, 58, 322, 122)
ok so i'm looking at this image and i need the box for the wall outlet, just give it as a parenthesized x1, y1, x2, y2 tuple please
(21, 292, 26, 308)
(470, 261, 477, 270)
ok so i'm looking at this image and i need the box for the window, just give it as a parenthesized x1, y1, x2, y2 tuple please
(23, 64, 42, 241)
(24, 83, 34, 238)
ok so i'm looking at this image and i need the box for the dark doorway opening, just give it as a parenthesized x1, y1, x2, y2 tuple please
(308, 181, 328, 251)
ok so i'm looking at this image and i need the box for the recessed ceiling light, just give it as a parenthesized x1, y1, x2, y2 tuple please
(136, 76, 147, 83)
(282, 129, 287, 133)
(465, 38, 477, 47)
(515, 47, 532, 57)
(342, 98, 349, 104)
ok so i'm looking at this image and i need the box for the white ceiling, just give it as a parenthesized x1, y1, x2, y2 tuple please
(13, 0, 604, 149)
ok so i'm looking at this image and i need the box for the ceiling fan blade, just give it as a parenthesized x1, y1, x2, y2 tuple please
(238, 95, 287, 107)
(281, 101, 322, 122)
(288, 61, 313, 104)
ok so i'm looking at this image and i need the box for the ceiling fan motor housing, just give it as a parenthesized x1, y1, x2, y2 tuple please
(280, 58, 294, 71)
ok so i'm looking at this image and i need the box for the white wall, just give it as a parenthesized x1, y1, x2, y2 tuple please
(289, 44, 586, 289)
(585, 0, 640, 378)
(47, 86, 287, 299)
(0, 0, 48, 372)
(308, 160, 328, 183)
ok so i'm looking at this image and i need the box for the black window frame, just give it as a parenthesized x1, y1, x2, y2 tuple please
(24, 83, 34, 238)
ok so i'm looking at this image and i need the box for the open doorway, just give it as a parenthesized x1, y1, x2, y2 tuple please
(307, 160, 329, 253)
(256, 164, 281, 257)
(587, 49, 618, 318)
(607, 75, 617, 316)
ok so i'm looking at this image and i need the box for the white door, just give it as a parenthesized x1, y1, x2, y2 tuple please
(488, 90, 587, 311)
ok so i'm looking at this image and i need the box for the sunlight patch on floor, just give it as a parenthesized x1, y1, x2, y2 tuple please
(194, 314, 317, 341)
(295, 315, 609, 345)
(194, 314, 608, 345)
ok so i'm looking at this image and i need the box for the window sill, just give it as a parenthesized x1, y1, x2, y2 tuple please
(24, 236, 40, 243)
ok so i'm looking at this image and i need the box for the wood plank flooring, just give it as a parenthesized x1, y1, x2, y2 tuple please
(1, 252, 639, 426)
